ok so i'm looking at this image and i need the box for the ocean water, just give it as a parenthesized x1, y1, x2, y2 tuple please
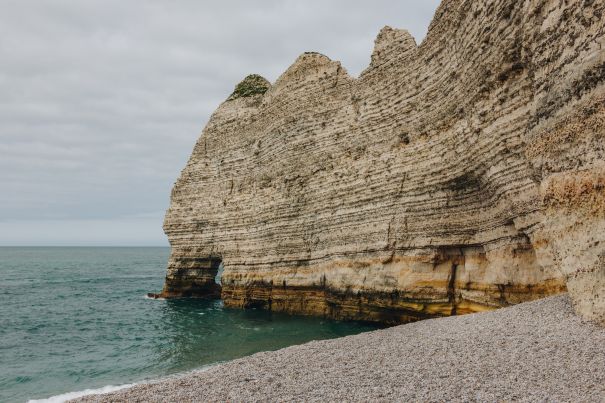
(0, 247, 379, 402)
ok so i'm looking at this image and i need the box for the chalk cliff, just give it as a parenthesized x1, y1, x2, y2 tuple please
(160, 0, 605, 325)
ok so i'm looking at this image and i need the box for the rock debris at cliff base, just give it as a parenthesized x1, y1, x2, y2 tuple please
(74, 295, 605, 402)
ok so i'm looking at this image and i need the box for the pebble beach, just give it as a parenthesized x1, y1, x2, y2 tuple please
(74, 295, 605, 402)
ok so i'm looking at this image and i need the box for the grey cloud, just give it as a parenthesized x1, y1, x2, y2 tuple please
(0, 0, 440, 245)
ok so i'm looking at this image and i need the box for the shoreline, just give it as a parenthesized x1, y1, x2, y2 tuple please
(73, 294, 605, 402)
(29, 384, 136, 403)
(32, 364, 220, 403)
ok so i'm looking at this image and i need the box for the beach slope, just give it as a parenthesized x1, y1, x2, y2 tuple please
(74, 295, 605, 402)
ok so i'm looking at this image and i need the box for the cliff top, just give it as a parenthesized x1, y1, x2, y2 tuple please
(227, 74, 271, 101)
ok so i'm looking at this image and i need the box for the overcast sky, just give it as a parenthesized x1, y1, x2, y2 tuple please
(0, 0, 441, 246)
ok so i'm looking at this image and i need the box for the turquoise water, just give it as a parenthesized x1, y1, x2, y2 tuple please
(0, 247, 379, 402)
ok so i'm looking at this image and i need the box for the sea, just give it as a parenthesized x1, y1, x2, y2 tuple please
(0, 247, 379, 402)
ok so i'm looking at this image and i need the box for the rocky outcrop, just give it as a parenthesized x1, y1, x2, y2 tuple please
(160, 0, 605, 325)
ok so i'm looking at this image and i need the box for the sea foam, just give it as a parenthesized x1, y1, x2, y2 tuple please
(28, 383, 136, 403)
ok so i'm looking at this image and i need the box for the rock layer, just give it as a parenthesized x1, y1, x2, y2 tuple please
(161, 0, 605, 324)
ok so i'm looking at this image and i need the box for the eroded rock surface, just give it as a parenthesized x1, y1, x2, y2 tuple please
(161, 0, 605, 325)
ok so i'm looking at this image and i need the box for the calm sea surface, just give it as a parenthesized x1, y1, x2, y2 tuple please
(0, 247, 378, 402)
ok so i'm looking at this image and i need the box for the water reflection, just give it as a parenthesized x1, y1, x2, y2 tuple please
(156, 297, 380, 374)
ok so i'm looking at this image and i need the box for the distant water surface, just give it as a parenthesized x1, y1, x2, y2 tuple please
(0, 247, 379, 402)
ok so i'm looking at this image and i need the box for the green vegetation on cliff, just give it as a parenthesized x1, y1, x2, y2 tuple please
(228, 74, 270, 101)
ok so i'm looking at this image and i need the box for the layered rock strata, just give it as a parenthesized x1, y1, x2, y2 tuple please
(161, 0, 605, 325)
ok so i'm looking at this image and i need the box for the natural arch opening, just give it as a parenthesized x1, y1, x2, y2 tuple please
(215, 261, 224, 286)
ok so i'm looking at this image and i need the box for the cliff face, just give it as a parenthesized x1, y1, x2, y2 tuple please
(161, 0, 605, 325)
